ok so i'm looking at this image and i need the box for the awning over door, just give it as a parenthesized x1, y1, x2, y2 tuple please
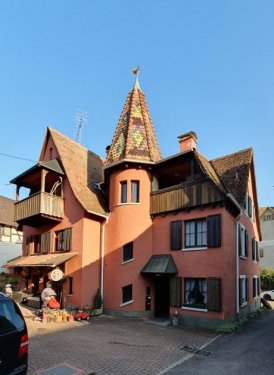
(141, 254, 178, 275)
(3, 252, 78, 268)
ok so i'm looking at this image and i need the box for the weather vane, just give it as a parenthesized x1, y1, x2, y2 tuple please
(131, 65, 140, 76)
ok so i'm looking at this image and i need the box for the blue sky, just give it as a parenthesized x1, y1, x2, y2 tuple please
(0, 1, 273, 206)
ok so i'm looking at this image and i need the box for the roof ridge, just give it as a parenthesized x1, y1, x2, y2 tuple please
(210, 147, 253, 163)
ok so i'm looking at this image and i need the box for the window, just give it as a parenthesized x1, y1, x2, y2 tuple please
(123, 242, 133, 262)
(263, 214, 274, 221)
(131, 181, 140, 203)
(252, 238, 259, 262)
(185, 219, 206, 248)
(120, 181, 127, 203)
(260, 248, 264, 258)
(33, 235, 41, 254)
(239, 276, 248, 306)
(170, 221, 182, 250)
(238, 223, 248, 258)
(184, 278, 207, 309)
(55, 228, 72, 252)
(253, 277, 260, 298)
(68, 277, 73, 295)
(244, 193, 253, 218)
(122, 284, 133, 304)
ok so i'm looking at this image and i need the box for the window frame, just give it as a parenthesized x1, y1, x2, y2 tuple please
(131, 180, 140, 203)
(239, 275, 248, 307)
(184, 219, 207, 249)
(183, 278, 207, 310)
(123, 242, 134, 263)
(120, 181, 127, 203)
(238, 223, 248, 258)
(121, 284, 133, 306)
(55, 228, 72, 252)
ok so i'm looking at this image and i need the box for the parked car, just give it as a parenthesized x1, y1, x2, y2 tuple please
(261, 290, 274, 301)
(0, 292, 28, 375)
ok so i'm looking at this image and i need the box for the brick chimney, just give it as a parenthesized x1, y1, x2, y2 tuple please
(178, 131, 197, 152)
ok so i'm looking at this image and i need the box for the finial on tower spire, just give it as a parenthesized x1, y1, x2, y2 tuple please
(131, 65, 142, 91)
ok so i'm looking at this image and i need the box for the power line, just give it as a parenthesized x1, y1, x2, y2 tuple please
(0, 152, 36, 163)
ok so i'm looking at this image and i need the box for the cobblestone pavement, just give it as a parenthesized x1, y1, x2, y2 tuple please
(21, 306, 218, 375)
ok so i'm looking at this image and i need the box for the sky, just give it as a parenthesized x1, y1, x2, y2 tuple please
(0, 0, 273, 206)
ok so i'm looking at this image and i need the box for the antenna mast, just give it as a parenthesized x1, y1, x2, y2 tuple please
(75, 109, 88, 144)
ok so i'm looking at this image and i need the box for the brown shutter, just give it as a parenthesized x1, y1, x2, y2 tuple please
(256, 241, 259, 262)
(207, 215, 221, 247)
(207, 278, 222, 312)
(170, 221, 182, 250)
(248, 196, 253, 217)
(170, 277, 182, 307)
(64, 228, 72, 251)
(41, 232, 51, 254)
(25, 235, 32, 255)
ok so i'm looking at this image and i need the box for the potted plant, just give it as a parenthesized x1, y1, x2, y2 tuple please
(93, 288, 103, 315)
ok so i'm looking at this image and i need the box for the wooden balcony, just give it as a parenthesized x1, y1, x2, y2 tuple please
(150, 181, 224, 215)
(14, 192, 64, 227)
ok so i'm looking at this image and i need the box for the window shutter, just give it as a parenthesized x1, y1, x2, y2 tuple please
(26, 235, 32, 255)
(207, 278, 222, 312)
(64, 228, 72, 251)
(252, 238, 255, 260)
(41, 232, 51, 254)
(256, 241, 259, 262)
(248, 196, 252, 217)
(246, 278, 249, 302)
(238, 224, 242, 256)
(207, 214, 221, 247)
(170, 277, 182, 307)
(170, 221, 182, 250)
(239, 278, 242, 306)
(245, 230, 249, 257)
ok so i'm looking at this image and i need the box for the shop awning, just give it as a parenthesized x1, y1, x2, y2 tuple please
(141, 255, 178, 275)
(3, 252, 78, 268)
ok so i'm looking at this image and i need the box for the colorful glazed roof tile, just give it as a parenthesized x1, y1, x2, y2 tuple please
(105, 77, 162, 166)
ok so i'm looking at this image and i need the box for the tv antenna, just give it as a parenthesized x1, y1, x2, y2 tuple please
(75, 109, 88, 144)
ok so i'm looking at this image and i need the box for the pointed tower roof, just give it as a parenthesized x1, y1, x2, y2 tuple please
(105, 70, 162, 166)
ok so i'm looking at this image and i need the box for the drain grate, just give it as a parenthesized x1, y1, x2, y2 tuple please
(34, 363, 84, 375)
(180, 345, 211, 357)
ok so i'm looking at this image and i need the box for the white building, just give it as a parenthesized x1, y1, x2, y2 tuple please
(259, 207, 274, 269)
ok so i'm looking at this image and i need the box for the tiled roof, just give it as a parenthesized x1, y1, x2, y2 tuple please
(194, 150, 226, 194)
(105, 79, 162, 166)
(40, 128, 108, 217)
(3, 252, 78, 268)
(210, 148, 253, 206)
(259, 207, 274, 218)
(0, 196, 17, 227)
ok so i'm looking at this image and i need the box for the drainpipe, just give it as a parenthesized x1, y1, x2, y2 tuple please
(227, 193, 242, 319)
(100, 214, 110, 304)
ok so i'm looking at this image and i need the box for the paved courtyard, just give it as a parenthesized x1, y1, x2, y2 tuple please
(22, 306, 218, 375)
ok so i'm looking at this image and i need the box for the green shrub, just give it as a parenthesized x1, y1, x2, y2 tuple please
(261, 268, 274, 290)
(93, 288, 102, 309)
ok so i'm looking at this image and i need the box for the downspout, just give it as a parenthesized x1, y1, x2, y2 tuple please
(100, 214, 110, 304)
(227, 193, 242, 319)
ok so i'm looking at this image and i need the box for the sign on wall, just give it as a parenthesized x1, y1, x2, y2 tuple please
(48, 269, 64, 281)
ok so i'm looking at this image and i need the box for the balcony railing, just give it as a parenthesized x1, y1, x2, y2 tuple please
(150, 181, 224, 215)
(14, 192, 64, 222)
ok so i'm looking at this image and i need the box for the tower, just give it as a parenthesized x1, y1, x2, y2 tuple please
(103, 69, 162, 316)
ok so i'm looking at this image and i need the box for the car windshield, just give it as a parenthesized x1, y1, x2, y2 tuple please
(0, 300, 25, 333)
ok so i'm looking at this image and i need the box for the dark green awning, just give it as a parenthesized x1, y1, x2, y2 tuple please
(141, 255, 178, 275)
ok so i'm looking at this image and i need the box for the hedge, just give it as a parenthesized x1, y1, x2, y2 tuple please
(261, 268, 274, 291)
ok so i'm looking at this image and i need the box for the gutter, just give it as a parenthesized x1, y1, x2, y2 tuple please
(226, 193, 242, 212)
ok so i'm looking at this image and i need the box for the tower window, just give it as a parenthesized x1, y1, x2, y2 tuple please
(121, 181, 127, 203)
(131, 181, 140, 203)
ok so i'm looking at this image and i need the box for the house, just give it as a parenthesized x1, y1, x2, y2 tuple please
(0, 196, 22, 273)
(5, 74, 261, 328)
(259, 207, 274, 269)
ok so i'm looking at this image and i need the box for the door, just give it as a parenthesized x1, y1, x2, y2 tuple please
(154, 276, 170, 318)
